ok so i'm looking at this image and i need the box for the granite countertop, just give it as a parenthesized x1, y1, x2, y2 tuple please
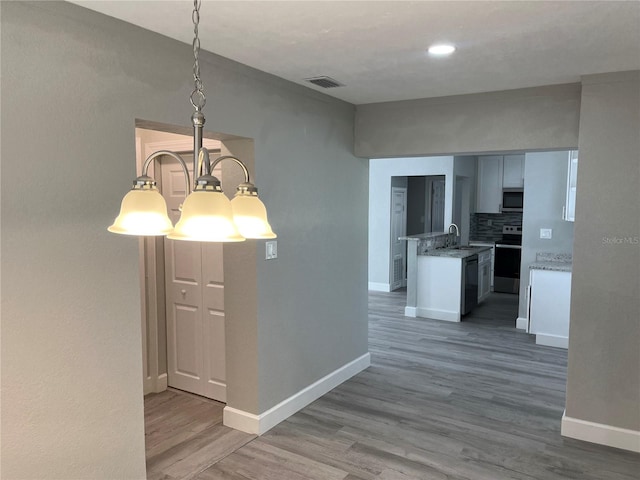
(422, 245, 492, 259)
(529, 261, 572, 272)
(399, 232, 449, 241)
(529, 252, 573, 272)
(468, 240, 496, 245)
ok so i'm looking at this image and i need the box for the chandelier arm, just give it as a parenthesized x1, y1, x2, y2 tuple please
(197, 147, 211, 176)
(209, 155, 251, 184)
(141, 150, 192, 196)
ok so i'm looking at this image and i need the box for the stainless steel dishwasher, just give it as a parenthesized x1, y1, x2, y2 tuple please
(461, 254, 479, 315)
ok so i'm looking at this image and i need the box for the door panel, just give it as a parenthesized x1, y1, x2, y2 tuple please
(204, 309, 227, 401)
(174, 304, 200, 378)
(431, 180, 445, 231)
(172, 241, 200, 284)
(161, 155, 226, 402)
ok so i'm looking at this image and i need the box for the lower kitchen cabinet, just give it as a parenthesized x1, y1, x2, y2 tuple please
(470, 241, 495, 289)
(528, 268, 572, 348)
(478, 250, 492, 303)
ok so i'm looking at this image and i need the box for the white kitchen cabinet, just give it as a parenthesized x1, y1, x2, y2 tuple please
(471, 241, 495, 289)
(503, 154, 525, 188)
(476, 156, 503, 213)
(528, 268, 571, 348)
(477, 250, 492, 303)
(563, 150, 578, 222)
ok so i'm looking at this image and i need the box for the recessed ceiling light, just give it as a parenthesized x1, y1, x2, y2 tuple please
(428, 44, 456, 56)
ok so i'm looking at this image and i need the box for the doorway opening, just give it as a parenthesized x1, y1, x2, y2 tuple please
(136, 127, 226, 401)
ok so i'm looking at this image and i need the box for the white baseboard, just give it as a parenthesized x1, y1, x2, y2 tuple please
(368, 282, 391, 292)
(143, 373, 168, 396)
(224, 352, 371, 435)
(405, 306, 417, 317)
(535, 333, 568, 349)
(515, 317, 528, 330)
(156, 373, 168, 392)
(414, 307, 460, 322)
(562, 411, 640, 453)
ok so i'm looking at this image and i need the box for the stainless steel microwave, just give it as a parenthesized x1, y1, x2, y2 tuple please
(502, 189, 524, 212)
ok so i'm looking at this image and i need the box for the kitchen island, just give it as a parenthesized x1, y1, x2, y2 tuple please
(401, 233, 491, 322)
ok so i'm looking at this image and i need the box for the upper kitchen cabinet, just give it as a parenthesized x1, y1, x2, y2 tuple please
(476, 154, 526, 213)
(563, 150, 578, 222)
(476, 156, 504, 213)
(503, 154, 525, 188)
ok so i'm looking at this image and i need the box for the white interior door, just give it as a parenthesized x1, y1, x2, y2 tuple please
(430, 179, 445, 232)
(390, 187, 407, 291)
(161, 156, 227, 402)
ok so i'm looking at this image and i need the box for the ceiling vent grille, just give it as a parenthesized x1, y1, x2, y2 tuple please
(304, 76, 345, 89)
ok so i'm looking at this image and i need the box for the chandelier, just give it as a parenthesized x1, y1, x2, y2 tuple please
(108, 0, 276, 242)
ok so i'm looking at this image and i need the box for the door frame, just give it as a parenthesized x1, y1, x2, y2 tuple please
(137, 134, 221, 395)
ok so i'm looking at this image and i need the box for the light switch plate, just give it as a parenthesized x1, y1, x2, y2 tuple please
(265, 240, 278, 260)
(540, 228, 552, 239)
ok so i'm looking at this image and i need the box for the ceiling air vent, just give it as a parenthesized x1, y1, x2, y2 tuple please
(304, 76, 345, 89)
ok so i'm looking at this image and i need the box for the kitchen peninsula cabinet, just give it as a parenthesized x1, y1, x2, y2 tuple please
(401, 233, 491, 322)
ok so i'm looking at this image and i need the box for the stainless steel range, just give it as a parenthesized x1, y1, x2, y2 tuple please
(494, 225, 522, 294)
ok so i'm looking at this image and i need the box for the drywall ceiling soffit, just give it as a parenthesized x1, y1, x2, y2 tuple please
(69, 1, 640, 105)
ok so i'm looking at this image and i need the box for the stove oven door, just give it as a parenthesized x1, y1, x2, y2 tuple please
(494, 245, 521, 294)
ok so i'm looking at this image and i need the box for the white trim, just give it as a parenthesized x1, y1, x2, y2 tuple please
(515, 317, 528, 330)
(535, 333, 568, 349)
(143, 378, 153, 396)
(223, 352, 371, 435)
(369, 282, 391, 292)
(405, 306, 417, 317)
(144, 138, 221, 158)
(143, 373, 168, 396)
(156, 373, 168, 392)
(415, 307, 460, 322)
(223, 407, 261, 434)
(562, 411, 640, 453)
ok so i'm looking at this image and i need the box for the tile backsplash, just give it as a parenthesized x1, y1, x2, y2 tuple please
(470, 212, 523, 241)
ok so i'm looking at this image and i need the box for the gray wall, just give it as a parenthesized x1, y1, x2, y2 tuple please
(369, 157, 454, 289)
(566, 71, 640, 431)
(518, 152, 575, 319)
(355, 84, 581, 158)
(1, 2, 368, 477)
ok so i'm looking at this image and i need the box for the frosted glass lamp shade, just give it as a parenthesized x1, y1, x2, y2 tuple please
(231, 195, 277, 239)
(167, 190, 245, 242)
(108, 187, 173, 236)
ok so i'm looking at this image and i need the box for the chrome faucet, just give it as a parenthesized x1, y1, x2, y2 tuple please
(448, 223, 460, 247)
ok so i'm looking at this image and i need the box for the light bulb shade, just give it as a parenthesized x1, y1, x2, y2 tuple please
(167, 191, 245, 242)
(231, 195, 277, 239)
(108, 187, 173, 236)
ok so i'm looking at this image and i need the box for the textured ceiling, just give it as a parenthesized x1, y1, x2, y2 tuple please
(70, 1, 640, 104)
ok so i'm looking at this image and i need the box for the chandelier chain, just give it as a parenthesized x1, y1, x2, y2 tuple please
(190, 0, 206, 110)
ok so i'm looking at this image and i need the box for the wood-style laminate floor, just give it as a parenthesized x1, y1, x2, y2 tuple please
(146, 291, 640, 479)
